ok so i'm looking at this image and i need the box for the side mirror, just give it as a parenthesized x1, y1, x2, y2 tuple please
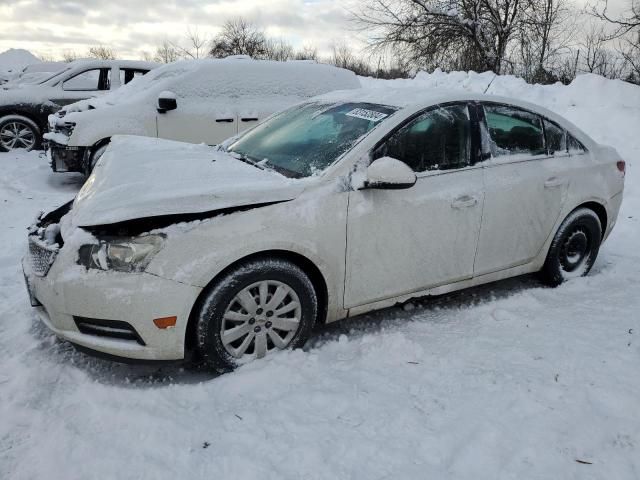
(157, 91, 177, 113)
(364, 157, 417, 190)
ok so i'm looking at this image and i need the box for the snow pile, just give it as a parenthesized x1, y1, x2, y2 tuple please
(0, 72, 639, 479)
(0, 48, 40, 72)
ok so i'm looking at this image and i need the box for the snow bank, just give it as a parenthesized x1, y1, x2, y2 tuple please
(362, 69, 640, 111)
(0, 48, 40, 72)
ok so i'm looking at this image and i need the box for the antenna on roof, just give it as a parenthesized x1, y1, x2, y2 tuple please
(484, 73, 497, 94)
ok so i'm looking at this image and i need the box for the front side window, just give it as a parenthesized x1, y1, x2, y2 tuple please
(228, 102, 397, 178)
(544, 119, 566, 155)
(484, 104, 545, 157)
(63, 69, 105, 91)
(374, 104, 471, 172)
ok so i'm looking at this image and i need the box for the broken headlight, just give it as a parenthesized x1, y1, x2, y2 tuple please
(77, 234, 164, 272)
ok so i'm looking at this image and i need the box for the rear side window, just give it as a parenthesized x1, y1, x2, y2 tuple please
(544, 119, 566, 155)
(120, 69, 147, 85)
(484, 104, 545, 157)
(567, 133, 586, 154)
(375, 104, 471, 172)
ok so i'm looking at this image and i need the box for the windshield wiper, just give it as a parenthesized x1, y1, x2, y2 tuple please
(229, 151, 266, 170)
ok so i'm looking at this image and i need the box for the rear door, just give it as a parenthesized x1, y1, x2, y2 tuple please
(157, 105, 238, 144)
(473, 103, 570, 275)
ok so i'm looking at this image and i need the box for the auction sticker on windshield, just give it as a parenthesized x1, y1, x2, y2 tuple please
(345, 108, 389, 122)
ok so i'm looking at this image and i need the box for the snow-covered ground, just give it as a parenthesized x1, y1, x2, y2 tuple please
(1, 72, 639, 479)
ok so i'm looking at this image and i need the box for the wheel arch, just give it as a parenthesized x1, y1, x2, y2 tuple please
(184, 249, 329, 352)
(91, 137, 111, 151)
(0, 106, 50, 134)
(574, 201, 607, 239)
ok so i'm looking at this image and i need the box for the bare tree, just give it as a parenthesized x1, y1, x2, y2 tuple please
(264, 38, 295, 61)
(355, 0, 531, 73)
(580, 24, 626, 76)
(619, 31, 640, 82)
(172, 27, 209, 59)
(209, 18, 268, 58)
(62, 50, 78, 62)
(153, 40, 180, 63)
(88, 45, 117, 60)
(329, 42, 376, 76)
(518, 0, 576, 81)
(293, 45, 319, 60)
(590, 0, 639, 38)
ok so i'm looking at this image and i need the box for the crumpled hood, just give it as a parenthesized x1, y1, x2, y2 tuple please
(71, 136, 306, 227)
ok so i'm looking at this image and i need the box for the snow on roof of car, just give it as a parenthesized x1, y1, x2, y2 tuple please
(316, 86, 513, 109)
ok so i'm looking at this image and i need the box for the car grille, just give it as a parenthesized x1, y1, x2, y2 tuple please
(28, 236, 58, 276)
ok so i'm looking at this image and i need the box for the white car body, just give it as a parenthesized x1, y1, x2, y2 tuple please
(45, 58, 361, 173)
(24, 89, 625, 362)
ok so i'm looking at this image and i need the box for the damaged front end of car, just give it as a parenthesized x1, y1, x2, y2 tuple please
(45, 113, 87, 173)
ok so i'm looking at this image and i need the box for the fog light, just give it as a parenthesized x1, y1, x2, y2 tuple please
(153, 316, 177, 329)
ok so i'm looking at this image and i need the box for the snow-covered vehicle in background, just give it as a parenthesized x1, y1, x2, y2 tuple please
(0, 59, 157, 152)
(45, 57, 361, 175)
(23, 88, 625, 370)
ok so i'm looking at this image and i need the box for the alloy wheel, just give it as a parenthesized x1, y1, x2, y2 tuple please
(0, 121, 36, 151)
(220, 280, 302, 359)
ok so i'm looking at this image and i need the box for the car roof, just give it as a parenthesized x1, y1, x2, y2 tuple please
(66, 59, 159, 70)
(314, 87, 594, 145)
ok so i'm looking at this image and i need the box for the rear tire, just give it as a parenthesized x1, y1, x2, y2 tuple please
(540, 208, 602, 287)
(195, 258, 317, 372)
(0, 115, 40, 152)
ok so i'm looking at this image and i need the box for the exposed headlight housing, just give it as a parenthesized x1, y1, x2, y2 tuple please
(77, 234, 164, 272)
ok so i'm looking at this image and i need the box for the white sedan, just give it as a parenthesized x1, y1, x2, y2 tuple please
(23, 89, 625, 371)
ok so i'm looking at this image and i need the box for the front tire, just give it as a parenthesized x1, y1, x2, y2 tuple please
(195, 258, 318, 372)
(540, 208, 602, 287)
(0, 115, 40, 152)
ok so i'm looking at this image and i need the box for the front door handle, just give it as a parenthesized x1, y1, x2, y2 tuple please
(451, 195, 478, 209)
(544, 176, 565, 188)
(241, 117, 259, 122)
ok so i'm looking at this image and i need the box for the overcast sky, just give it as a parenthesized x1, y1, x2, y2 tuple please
(0, 0, 630, 61)
(0, 0, 363, 60)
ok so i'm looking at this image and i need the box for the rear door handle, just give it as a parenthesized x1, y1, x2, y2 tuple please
(215, 118, 234, 123)
(451, 195, 478, 209)
(544, 176, 565, 188)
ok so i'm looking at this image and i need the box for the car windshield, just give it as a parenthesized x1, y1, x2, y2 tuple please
(38, 67, 72, 85)
(227, 102, 397, 178)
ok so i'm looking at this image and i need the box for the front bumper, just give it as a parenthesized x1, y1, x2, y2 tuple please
(22, 253, 202, 361)
(46, 141, 87, 173)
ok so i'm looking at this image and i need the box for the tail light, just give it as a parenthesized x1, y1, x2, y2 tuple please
(617, 160, 626, 176)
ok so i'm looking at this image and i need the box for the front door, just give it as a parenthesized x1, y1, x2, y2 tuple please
(58, 68, 110, 105)
(344, 103, 485, 309)
(157, 101, 238, 145)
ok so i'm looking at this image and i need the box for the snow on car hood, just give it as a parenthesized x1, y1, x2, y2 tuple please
(71, 136, 306, 227)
